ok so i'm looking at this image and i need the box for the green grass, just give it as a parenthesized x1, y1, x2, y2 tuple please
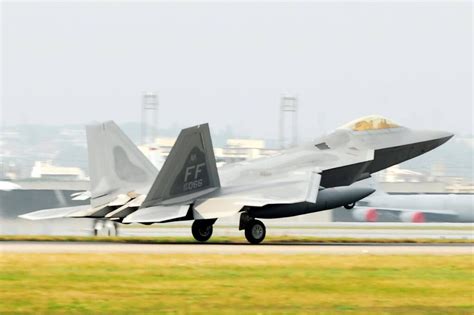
(0, 234, 472, 244)
(0, 254, 473, 314)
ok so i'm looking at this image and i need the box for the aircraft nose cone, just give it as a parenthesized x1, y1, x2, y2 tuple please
(437, 131, 454, 143)
(412, 130, 454, 155)
(427, 130, 454, 146)
(417, 130, 453, 143)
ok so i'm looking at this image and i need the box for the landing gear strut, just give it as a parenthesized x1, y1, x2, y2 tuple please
(192, 220, 214, 242)
(93, 219, 119, 236)
(344, 202, 356, 210)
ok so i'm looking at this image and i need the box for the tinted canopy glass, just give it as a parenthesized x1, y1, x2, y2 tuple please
(341, 115, 400, 131)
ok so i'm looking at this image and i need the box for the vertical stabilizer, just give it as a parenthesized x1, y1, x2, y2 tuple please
(86, 121, 158, 206)
(142, 123, 220, 207)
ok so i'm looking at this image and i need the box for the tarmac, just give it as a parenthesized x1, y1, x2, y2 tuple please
(1, 241, 472, 255)
(2, 218, 472, 240)
(120, 225, 474, 240)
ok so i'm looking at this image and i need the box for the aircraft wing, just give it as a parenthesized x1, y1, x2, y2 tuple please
(193, 171, 321, 219)
(117, 170, 322, 222)
(119, 170, 322, 222)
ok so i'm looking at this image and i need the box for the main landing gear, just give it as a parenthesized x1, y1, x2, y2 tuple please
(244, 219, 266, 244)
(191, 215, 267, 244)
(240, 213, 266, 244)
(191, 219, 215, 242)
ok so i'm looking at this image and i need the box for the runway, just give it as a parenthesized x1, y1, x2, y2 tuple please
(120, 225, 474, 240)
(1, 241, 472, 255)
(2, 218, 472, 240)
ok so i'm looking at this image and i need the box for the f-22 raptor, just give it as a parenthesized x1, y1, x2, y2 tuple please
(21, 115, 453, 243)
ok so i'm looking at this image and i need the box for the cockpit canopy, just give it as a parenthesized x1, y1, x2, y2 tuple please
(340, 115, 401, 132)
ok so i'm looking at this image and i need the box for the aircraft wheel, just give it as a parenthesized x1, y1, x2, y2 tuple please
(245, 220, 266, 244)
(192, 220, 213, 242)
(344, 202, 356, 210)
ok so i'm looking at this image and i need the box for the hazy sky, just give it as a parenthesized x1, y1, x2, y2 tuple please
(1, 1, 472, 139)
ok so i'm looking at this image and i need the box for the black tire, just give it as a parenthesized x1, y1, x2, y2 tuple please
(244, 220, 266, 244)
(344, 202, 356, 210)
(192, 220, 213, 242)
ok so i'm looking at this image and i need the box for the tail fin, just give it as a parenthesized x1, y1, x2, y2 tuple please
(142, 123, 220, 207)
(86, 121, 158, 206)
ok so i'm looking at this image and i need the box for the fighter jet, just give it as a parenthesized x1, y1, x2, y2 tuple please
(20, 115, 453, 243)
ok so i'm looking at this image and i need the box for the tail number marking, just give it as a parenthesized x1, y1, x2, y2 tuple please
(183, 163, 205, 191)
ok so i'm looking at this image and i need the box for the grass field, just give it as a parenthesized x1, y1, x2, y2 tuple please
(1, 253, 473, 314)
(1, 235, 472, 244)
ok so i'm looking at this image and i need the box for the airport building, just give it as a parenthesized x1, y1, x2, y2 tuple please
(30, 161, 86, 181)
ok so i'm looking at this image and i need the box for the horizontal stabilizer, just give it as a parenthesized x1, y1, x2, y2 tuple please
(19, 205, 90, 221)
(122, 205, 190, 223)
